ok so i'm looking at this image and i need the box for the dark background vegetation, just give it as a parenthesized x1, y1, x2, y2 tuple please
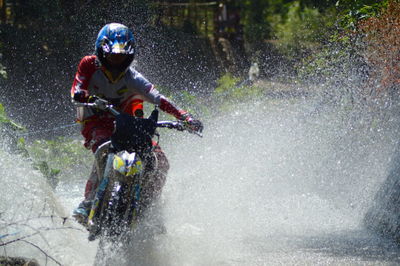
(0, 0, 399, 134)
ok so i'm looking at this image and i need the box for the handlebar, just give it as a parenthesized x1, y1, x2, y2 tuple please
(157, 120, 202, 137)
(73, 98, 202, 137)
(157, 121, 186, 131)
(74, 99, 120, 116)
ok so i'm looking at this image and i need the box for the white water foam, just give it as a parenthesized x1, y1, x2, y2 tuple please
(0, 153, 97, 266)
(2, 95, 400, 265)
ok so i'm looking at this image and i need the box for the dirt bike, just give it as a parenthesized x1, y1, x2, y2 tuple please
(74, 97, 201, 242)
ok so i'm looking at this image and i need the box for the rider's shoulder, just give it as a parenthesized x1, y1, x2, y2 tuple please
(125, 67, 152, 89)
(79, 55, 99, 67)
(126, 67, 148, 81)
(78, 55, 101, 73)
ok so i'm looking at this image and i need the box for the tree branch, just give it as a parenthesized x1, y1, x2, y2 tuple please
(21, 239, 62, 266)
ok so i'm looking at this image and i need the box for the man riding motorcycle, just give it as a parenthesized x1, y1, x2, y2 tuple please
(71, 23, 203, 224)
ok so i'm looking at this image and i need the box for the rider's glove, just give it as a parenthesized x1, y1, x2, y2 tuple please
(73, 90, 88, 103)
(181, 113, 203, 133)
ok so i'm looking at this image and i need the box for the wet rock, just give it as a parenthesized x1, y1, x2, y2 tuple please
(0, 256, 40, 266)
(364, 143, 400, 243)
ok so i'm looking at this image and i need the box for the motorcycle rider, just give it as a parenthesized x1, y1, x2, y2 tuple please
(71, 23, 203, 224)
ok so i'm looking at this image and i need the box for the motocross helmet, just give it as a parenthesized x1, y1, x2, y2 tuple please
(95, 23, 135, 75)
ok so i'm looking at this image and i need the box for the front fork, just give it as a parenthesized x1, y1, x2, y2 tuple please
(88, 152, 114, 241)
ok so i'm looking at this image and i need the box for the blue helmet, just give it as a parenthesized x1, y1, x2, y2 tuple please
(95, 23, 135, 72)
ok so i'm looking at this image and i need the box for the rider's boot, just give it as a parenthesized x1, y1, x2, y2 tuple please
(73, 199, 93, 226)
(73, 164, 99, 226)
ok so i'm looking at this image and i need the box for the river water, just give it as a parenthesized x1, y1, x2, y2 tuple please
(2, 95, 400, 265)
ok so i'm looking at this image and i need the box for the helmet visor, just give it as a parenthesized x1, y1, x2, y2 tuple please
(110, 42, 128, 54)
(105, 53, 129, 66)
(101, 40, 134, 55)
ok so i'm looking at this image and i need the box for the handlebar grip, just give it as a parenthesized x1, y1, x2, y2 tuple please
(157, 121, 185, 130)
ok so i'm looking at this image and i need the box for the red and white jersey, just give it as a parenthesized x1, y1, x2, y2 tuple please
(71, 55, 186, 122)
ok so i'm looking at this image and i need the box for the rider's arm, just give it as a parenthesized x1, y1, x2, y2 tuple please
(70, 55, 98, 102)
(159, 90, 188, 120)
(129, 71, 188, 120)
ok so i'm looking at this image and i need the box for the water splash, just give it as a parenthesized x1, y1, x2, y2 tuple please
(0, 152, 97, 266)
(2, 93, 400, 265)
(158, 96, 400, 265)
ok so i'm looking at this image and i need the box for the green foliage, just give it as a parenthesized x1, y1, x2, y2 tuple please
(213, 73, 264, 108)
(297, 44, 350, 81)
(240, 0, 272, 44)
(335, 0, 388, 30)
(0, 103, 6, 123)
(0, 104, 24, 131)
(0, 103, 66, 188)
(0, 103, 73, 187)
(33, 161, 61, 189)
(273, 1, 336, 59)
(214, 72, 241, 95)
(28, 137, 91, 176)
(15, 137, 30, 158)
(0, 103, 27, 155)
(293, 0, 394, 100)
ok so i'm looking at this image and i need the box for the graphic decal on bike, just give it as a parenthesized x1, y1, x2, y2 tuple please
(112, 151, 143, 176)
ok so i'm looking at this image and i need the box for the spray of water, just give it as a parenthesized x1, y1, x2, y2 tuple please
(156, 96, 400, 265)
(1, 93, 400, 265)
(0, 153, 97, 265)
